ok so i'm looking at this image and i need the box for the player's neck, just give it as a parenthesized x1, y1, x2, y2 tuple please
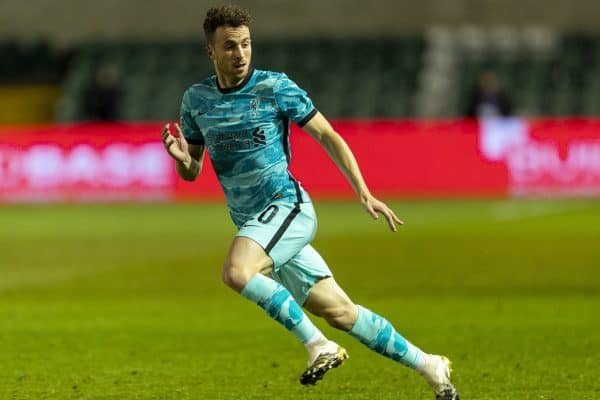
(216, 71, 247, 90)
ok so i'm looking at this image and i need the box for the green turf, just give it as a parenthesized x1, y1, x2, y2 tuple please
(1, 200, 599, 399)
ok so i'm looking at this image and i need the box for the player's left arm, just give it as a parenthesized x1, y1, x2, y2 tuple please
(302, 112, 403, 232)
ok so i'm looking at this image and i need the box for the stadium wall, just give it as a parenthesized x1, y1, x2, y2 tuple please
(0, 118, 598, 203)
(0, 0, 598, 44)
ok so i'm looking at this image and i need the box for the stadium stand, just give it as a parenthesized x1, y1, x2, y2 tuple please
(55, 36, 426, 121)
(3, 30, 590, 122)
(0, 40, 69, 123)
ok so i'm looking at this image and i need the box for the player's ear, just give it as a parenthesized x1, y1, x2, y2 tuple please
(206, 44, 214, 60)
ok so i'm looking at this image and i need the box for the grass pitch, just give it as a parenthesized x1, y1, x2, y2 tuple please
(0, 200, 599, 399)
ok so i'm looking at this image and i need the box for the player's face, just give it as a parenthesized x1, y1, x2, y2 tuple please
(208, 25, 252, 87)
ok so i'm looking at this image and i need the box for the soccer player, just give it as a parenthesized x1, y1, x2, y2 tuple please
(160, 5, 459, 400)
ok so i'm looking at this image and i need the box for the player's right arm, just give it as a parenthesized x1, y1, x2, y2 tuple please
(161, 123, 206, 181)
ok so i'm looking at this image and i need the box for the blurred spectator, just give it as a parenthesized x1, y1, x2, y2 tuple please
(465, 69, 512, 118)
(83, 64, 121, 121)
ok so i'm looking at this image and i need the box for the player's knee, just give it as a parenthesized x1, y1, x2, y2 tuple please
(323, 303, 358, 331)
(221, 262, 252, 292)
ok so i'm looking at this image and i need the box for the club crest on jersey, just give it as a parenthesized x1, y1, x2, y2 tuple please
(250, 98, 258, 116)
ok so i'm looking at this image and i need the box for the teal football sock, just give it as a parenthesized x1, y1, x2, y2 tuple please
(349, 305, 426, 370)
(241, 273, 320, 344)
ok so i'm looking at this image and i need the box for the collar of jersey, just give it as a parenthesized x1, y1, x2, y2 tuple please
(216, 68, 255, 94)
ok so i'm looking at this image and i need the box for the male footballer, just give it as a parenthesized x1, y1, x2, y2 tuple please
(161, 5, 459, 399)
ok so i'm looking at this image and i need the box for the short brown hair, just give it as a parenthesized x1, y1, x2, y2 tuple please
(203, 5, 252, 42)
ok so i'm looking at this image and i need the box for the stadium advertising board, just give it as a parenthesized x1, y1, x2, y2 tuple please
(0, 124, 174, 202)
(480, 119, 600, 196)
(0, 119, 598, 202)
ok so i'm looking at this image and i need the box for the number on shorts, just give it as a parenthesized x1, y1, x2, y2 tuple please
(258, 205, 279, 224)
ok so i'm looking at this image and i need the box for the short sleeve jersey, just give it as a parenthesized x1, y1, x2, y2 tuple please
(180, 69, 317, 228)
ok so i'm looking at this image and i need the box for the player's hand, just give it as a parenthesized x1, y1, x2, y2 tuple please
(161, 123, 191, 165)
(361, 195, 404, 232)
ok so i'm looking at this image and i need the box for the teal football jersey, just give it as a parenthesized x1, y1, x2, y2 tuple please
(180, 69, 317, 227)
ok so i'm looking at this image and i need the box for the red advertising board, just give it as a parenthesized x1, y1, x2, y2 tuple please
(479, 118, 600, 196)
(0, 123, 176, 202)
(0, 118, 598, 203)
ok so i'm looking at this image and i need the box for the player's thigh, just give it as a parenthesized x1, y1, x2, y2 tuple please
(222, 236, 273, 291)
(271, 243, 332, 306)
